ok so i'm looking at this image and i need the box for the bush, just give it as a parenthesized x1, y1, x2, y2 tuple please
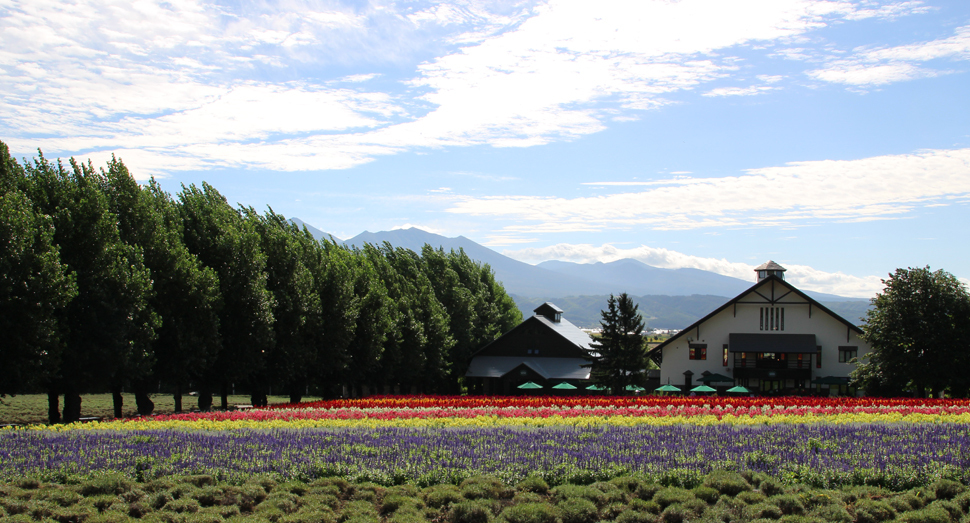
(744, 503, 783, 520)
(389, 507, 427, 523)
(278, 509, 337, 523)
(953, 491, 970, 513)
(811, 504, 851, 523)
(550, 485, 604, 507)
(633, 483, 663, 502)
(52, 504, 97, 523)
(461, 477, 510, 501)
(613, 510, 655, 523)
(759, 480, 784, 497)
(339, 500, 379, 523)
(183, 513, 222, 523)
(628, 499, 661, 515)
(652, 489, 693, 510)
(86, 511, 132, 523)
(851, 499, 896, 523)
(78, 474, 134, 497)
(769, 495, 804, 516)
(80, 495, 120, 513)
(449, 500, 495, 523)
(599, 502, 627, 521)
(382, 494, 424, 515)
(162, 499, 201, 514)
(896, 506, 953, 523)
(181, 477, 216, 489)
(737, 491, 766, 505)
(513, 493, 545, 505)
(422, 485, 463, 509)
(556, 498, 597, 523)
(930, 481, 966, 501)
(609, 477, 643, 494)
(659, 504, 689, 523)
(691, 486, 719, 504)
(703, 471, 752, 497)
(516, 477, 550, 495)
(200, 505, 240, 519)
(39, 488, 83, 508)
(927, 500, 962, 521)
(497, 503, 560, 523)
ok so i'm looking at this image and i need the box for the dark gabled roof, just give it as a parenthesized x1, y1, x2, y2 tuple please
(646, 274, 864, 361)
(755, 260, 786, 271)
(469, 314, 595, 358)
(535, 302, 563, 314)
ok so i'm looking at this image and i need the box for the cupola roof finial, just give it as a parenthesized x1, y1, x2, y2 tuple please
(754, 260, 786, 282)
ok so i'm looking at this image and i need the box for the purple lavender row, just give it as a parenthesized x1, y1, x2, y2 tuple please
(1, 424, 968, 487)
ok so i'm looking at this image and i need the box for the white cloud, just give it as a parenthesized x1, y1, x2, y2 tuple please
(703, 85, 778, 97)
(2, 0, 926, 174)
(447, 147, 970, 230)
(809, 23, 970, 86)
(502, 243, 884, 297)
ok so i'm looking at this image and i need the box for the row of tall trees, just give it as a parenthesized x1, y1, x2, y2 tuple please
(0, 142, 521, 422)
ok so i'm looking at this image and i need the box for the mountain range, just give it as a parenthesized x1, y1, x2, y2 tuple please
(290, 220, 871, 329)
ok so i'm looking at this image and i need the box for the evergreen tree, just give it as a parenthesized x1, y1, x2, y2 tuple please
(589, 293, 647, 394)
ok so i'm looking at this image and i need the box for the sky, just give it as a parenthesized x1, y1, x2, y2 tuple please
(2, 0, 969, 299)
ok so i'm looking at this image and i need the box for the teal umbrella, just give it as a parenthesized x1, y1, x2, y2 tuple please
(625, 384, 646, 392)
(655, 384, 681, 392)
(698, 373, 734, 383)
(726, 386, 751, 393)
(552, 382, 577, 390)
(517, 381, 543, 390)
(585, 384, 606, 391)
(690, 385, 717, 393)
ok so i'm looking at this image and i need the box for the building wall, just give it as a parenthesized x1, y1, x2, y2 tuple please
(659, 279, 870, 391)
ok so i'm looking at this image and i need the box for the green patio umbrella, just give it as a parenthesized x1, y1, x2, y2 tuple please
(690, 385, 717, 393)
(655, 384, 681, 392)
(625, 384, 646, 392)
(552, 382, 577, 390)
(726, 385, 751, 393)
(517, 381, 543, 390)
(585, 384, 606, 391)
(698, 373, 734, 383)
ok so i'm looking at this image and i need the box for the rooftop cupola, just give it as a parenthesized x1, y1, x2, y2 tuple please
(534, 302, 563, 323)
(754, 261, 786, 282)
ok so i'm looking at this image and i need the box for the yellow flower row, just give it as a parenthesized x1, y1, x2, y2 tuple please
(20, 411, 970, 432)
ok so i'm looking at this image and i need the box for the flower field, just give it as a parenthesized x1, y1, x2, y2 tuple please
(2, 395, 970, 490)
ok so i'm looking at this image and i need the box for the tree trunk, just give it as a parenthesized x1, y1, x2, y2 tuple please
(111, 385, 123, 419)
(134, 379, 154, 416)
(220, 382, 229, 410)
(198, 384, 213, 411)
(288, 378, 304, 405)
(47, 388, 61, 425)
(62, 387, 82, 423)
(173, 382, 182, 413)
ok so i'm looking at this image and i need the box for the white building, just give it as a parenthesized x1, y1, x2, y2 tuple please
(647, 261, 870, 395)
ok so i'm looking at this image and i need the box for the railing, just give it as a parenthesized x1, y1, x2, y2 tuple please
(733, 354, 812, 369)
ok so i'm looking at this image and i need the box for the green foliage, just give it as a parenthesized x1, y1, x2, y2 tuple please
(855, 266, 970, 396)
(422, 485, 463, 509)
(652, 488, 693, 510)
(460, 477, 509, 501)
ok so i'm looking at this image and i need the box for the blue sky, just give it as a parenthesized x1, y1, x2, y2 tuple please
(3, 0, 969, 298)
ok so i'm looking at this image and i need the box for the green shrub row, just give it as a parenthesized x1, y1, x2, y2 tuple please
(1, 471, 969, 523)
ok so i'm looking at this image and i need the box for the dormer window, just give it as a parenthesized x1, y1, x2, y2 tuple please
(754, 261, 787, 282)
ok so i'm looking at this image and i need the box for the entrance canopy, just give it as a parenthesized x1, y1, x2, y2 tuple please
(729, 333, 816, 353)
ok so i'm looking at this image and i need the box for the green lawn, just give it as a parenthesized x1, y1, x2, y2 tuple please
(0, 393, 318, 425)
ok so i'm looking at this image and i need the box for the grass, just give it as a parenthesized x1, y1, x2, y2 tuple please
(0, 393, 319, 425)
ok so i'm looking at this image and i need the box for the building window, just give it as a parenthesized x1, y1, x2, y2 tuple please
(722, 345, 729, 366)
(816, 346, 822, 369)
(760, 307, 785, 331)
(689, 344, 707, 360)
(838, 346, 858, 363)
